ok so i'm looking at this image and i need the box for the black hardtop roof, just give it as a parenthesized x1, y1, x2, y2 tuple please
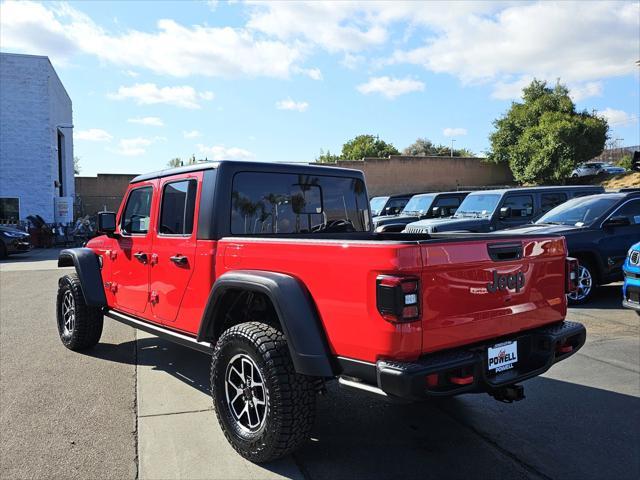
(130, 160, 364, 184)
(467, 185, 604, 196)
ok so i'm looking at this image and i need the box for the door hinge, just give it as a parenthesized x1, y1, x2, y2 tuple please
(150, 253, 159, 266)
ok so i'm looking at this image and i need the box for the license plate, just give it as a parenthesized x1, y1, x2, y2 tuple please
(487, 340, 518, 373)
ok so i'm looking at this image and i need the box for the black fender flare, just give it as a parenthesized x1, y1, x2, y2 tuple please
(197, 270, 334, 377)
(58, 248, 107, 307)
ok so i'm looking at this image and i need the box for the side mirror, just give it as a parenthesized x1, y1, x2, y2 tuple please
(603, 216, 631, 228)
(431, 206, 441, 217)
(499, 206, 512, 219)
(97, 211, 117, 235)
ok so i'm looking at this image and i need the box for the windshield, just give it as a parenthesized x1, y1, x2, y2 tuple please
(455, 193, 501, 218)
(536, 195, 619, 226)
(370, 196, 388, 216)
(402, 194, 435, 214)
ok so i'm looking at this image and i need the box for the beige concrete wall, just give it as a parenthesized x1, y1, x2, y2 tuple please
(75, 173, 138, 216)
(334, 156, 514, 196)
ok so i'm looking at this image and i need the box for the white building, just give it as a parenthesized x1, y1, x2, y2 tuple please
(0, 53, 74, 224)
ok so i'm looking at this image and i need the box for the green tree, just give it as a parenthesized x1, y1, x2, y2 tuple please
(403, 137, 475, 157)
(619, 154, 633, 171)
(488, 79, 608, 184)
(316, 149, 341, 163)
(341, 134, 399, 160)
(167, 157, 183, 168)
(73, 156, 81, 175)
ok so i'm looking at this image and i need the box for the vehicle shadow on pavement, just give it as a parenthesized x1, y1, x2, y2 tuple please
(82, 336, 212, 395)
(296, 378, 639, 480)
(83, 333, 639, 480)
(571, 284, 624, 310)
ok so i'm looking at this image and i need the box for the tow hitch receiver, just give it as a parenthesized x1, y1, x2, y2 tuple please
(489, 384, 525, 403)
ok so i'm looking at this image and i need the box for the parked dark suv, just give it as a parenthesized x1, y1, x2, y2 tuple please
(0, 225, 32, 259)
(370, 193, 414, 218)
(500, 191, 640, 304)
(404, 186, 604, 234)
(374, 191, 470, 232)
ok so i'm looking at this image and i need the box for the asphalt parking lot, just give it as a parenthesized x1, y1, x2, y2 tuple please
(1, 249, 638, 480)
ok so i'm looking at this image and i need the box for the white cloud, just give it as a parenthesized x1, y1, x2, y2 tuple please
(109, 83, 214, 109)
(183, 130, 202, 139)
(199, 91, 215, 101)
(0, 1, 304, 78)
(106, 136, 166, 156)
(196, 144, 255, 161)
(391, 2, 638, 88)
(75, 129, 112, 142)
(124, 70, 139, 78)
(246, 1, 388, 52)
(569, 82, 604, 102)
(443, 128, 467, 137)
(275, 98, 309, 112)
(127, 116, 164, 126)
(600, 108, 638, 127)
(293, 67, 323, 80)
(356, 76, 424, 99)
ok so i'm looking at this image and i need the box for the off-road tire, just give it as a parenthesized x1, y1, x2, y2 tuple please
(56, 274, 103, 350)
(211, 322, 316, 463)
(568, 258, 597, 305)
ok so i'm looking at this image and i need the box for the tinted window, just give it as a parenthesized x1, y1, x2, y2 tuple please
(121, 187, 153, 234)
(0, 198, 19, 221)
(231, 172, 370, 234)
(159, 180, 197, 235)
(434, 196, 461, 216)
(537, 195, 619, 226)
(541, 193, 567, 213)
(611, 199, 640, 224)
(503, 195, 534, 218)
(384, 197, 408, 215)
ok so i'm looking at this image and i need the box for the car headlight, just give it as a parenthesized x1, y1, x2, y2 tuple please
(2, 231, 26, 238)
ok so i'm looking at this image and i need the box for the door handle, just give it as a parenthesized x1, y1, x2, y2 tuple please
(133, 252, 148, 263)
(169, 255, 188, 266)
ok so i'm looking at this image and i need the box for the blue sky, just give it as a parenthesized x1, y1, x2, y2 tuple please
(1, 0, 638, 176)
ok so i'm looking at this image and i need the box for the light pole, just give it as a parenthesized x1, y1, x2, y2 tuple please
(450, 139, 456, 157)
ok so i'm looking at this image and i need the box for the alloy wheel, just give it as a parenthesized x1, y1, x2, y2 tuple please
(61, 290, 76, 335)
(568, 265, 592, 302)
(224, 353, 268, 433)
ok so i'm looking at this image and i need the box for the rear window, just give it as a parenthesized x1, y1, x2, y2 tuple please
(231, 172, 370, 234)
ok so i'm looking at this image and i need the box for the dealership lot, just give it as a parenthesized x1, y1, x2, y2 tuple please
(0, 250, 638, 480)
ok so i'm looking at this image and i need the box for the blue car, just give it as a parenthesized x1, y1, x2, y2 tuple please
(622, 242, 640, 315)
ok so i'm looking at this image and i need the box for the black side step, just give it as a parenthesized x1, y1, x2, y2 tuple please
(105, 310, 213, 354)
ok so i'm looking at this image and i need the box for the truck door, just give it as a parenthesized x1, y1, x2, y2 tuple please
(149, 174, 200, 324)
(112, 182, 156, 316)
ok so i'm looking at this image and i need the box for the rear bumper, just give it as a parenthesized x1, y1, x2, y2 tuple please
(374, 321, 586, 400)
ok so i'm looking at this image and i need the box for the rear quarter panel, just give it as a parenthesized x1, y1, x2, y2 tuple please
(216, 238, 424, 362)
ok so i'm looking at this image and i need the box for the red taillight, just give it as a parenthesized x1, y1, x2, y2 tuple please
(566, 257, 579, 293)
(376, 275, 421, 323)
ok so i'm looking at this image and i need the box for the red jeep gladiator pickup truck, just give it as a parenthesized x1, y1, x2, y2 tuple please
(56, 161, 585, 462)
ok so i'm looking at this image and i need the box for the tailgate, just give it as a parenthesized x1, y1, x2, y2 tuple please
(420, 236, 567, 353)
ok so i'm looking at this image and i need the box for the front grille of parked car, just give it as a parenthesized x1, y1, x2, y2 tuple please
(630, 250, 640, 266)
(405, 225, 428, 234)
